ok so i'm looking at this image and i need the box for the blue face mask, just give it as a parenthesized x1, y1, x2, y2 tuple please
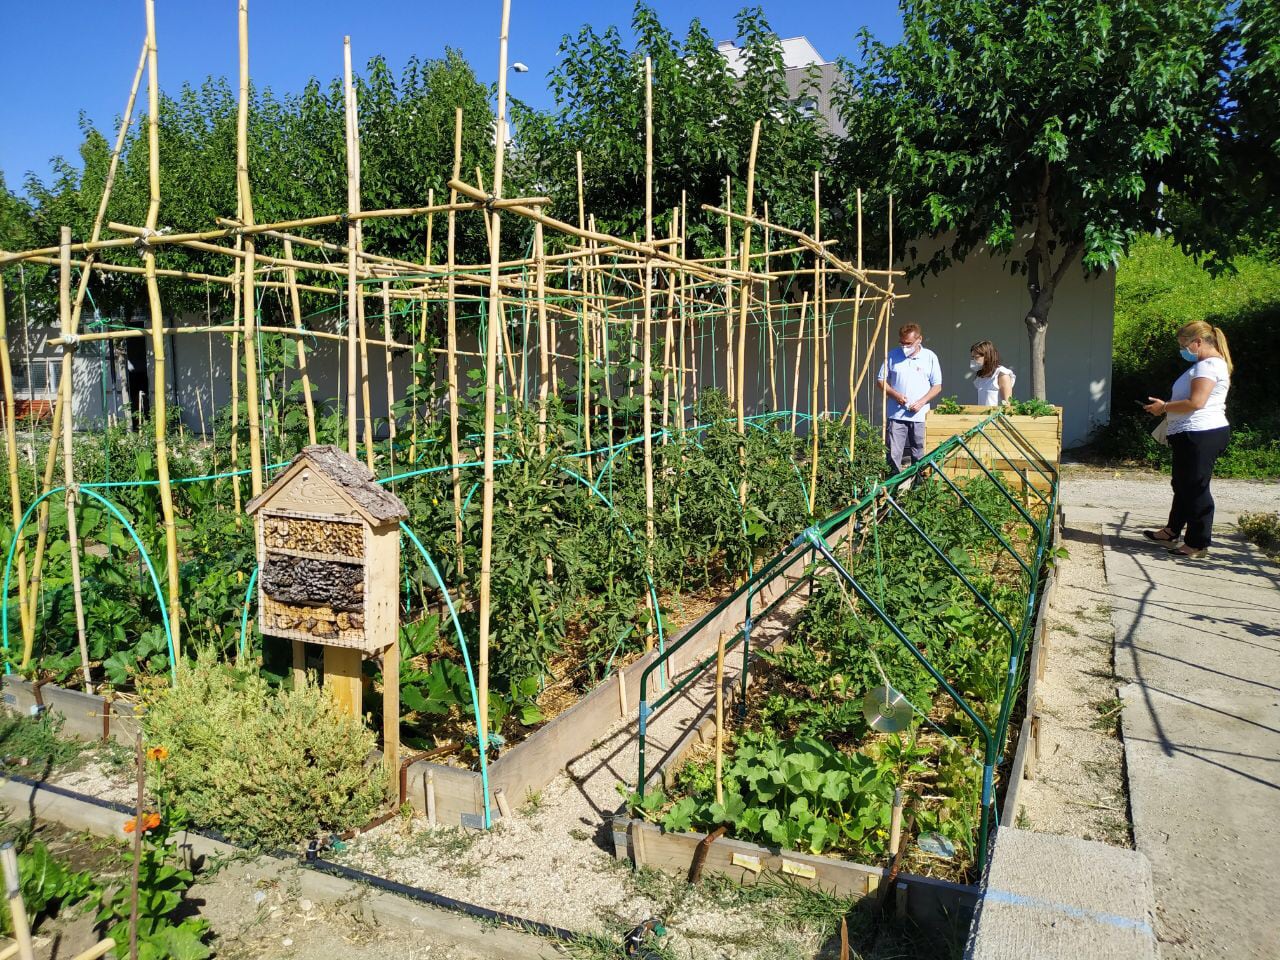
(1179, 346, 1198, 362)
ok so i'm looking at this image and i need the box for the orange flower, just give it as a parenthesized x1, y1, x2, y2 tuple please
(146, 746, 169, 763)
(123, 812, 162, 835)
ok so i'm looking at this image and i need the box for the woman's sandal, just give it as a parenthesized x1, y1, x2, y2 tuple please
(1143, 528, 1178, 543)
(1168, 545, 1208, 559)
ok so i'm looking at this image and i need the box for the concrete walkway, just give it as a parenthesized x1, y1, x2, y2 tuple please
(1061, 469, 1280, 960)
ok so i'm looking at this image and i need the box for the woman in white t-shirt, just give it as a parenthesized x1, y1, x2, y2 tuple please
(1141, 321, 1233, 558)
(968, 341, 1015, 405)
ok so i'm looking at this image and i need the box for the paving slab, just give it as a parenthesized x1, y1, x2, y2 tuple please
(1061, 471, 1280, 960)
(966, 827, 1156, 960)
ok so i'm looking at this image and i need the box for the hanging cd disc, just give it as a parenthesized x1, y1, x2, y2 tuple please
(862, 684, 912, 733)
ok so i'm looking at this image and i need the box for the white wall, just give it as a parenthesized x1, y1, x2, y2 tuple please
(890, 239, 1115, 447)
(13, 242, 1114, 449)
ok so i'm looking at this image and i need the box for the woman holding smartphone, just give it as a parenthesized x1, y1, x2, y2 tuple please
(1141, 321, 1233, 559)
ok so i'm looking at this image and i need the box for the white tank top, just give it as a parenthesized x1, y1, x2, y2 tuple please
(973, 366, 1014, 406)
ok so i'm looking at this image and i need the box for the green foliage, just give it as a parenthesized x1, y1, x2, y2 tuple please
(837, 0, 1231, 396)
(513, 3, 833, 254)
(1239, 512, 1280, 560)
(142, 658, 390, 849)
(94, 816, 211, 960)
(0, 712, 88, 774)
(1093, 234, 1280, 477)
(646, 471, 1038, 869)
(932, 395, 963, 415)
(0, 841, 95, 938)
(1005, 398, 1056, 418)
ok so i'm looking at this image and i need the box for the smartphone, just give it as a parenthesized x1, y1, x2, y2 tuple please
(1134, 400, 1149, 407)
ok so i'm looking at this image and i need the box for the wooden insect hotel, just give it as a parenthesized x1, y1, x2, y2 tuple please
(246, 444, 407, 769)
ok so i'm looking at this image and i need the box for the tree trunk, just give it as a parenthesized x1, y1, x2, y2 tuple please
(1023, 295, 1052, 401)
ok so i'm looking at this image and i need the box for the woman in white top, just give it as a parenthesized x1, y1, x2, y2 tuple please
(969, 341, 1015, 405)
(1141, 321, 1233, 558)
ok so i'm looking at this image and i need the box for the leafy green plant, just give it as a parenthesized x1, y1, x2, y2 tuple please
(0, 712, 88, 774)
(662, 734, 897, 858)
(95, 816, 211, 960)
(1239, 512, 1280, 560)
(1006, 397, 1057, 418)
(932, 395, 964, 415)
(143, 657, 390, 850)
(0, 841, 96, 938)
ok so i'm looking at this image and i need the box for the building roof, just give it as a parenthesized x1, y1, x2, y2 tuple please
(716, 36, 826, 76)
(246, 444, 408, 524)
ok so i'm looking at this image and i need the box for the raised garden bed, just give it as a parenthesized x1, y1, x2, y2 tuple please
(612, 413, 1060, 901)
(925, 404, 1062, 494)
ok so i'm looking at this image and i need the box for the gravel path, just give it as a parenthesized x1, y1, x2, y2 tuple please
(333, 594, 855, 959)
(1059, 463, 1280, 523)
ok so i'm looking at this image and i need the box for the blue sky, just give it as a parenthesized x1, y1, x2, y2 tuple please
(1, 1, 903, 197)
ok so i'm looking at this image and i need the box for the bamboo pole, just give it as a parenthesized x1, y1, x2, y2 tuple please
(282, 239, 317, 445)
(381, 281, 397, 456)
(844, 188, 864, 430)
(142, 0, 181, 656)
(343, 37, 360, 457)
(810, 172, 822, 515)
(791, 292, 808, 434)
(764, 200, 777, 412)
(699, 204, 895, 298)
(736, 122, 761, 514)
(476, 0, 514, 746)
(447, 109, 465, 580)
(19, 39, 148, 653)
(238, 0, 264, 497)
(723, 176, 734, 402)
(882, 196, 893, 431)
(412, 186, 435, 460)
(679, 189, 689, 428)
(0, 279, 34, 654)
(55, 230, 92, 693)
(0, 195, 557, 269)
(661, 207, 677, 439)
(535, 221, 549, 456)
(447, 178, 760, 283)
(576, 151, 592, 476)
(230, 234, 243, 521)
(714, 631, 727, 807)
(641, 57, 656, 650)
(1, 842, 35, 960)
(357, 269, 374, 468)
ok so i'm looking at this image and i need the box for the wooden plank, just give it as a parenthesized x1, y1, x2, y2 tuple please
(1001, 715, 1035, 827)
(403, 760, 482, 826)
(622, 817, 977, 929)
(323, 645, 363, 718)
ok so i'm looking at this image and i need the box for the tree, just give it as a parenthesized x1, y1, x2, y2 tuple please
(1169, 0, 1280, 263)
(837, 0, 1229, 398)
(511, 3, 834, 255)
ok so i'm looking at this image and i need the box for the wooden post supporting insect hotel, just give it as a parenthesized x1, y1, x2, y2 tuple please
(246, 445, 407, 774)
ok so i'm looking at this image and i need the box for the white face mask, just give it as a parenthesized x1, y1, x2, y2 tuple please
(901, 341, 921, 356)
(969, 358, 983, 371)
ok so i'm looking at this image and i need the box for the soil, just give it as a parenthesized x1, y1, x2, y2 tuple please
(1015, 521, 1131, 846)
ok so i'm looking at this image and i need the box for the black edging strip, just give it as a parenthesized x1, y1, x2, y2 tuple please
(2, 773, 584, 945)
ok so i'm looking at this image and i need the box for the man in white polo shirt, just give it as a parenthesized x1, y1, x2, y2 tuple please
(876, 323, 943, 474)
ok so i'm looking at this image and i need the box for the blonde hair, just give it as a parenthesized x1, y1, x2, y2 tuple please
(1177, 321, 1233, 373)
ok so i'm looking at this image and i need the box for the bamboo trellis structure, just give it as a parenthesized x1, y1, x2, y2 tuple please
(0, 0, 910, 739)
